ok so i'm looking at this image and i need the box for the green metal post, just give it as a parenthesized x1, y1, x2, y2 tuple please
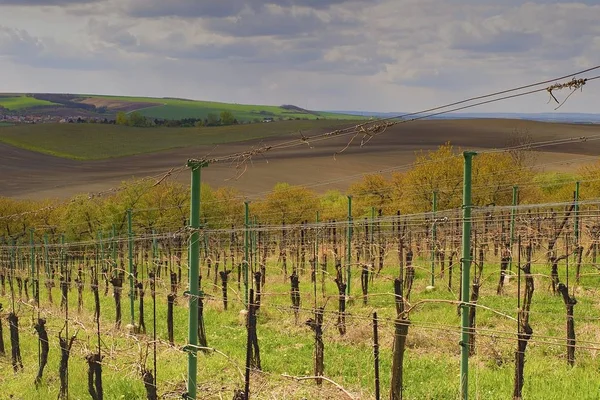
(370, 206, 375, 245)
(315, 211, 320, 267)
(112, 224, 117, 277)
(430, 191, 438, 288)
(244, 201, 250, 308)
(152, 230, 158, 272)
(30, 229, 35, 298)
(574, 181, 580, 246)
(460, 151, 476, 400)
(346, 196, 353, 297)
(185, 160, 207, 400)
(509, 186, 518, 271)
(98, 231, 105, 295)
(253, 215, 258, 273)
(43, 234, 49, 278)
(127, 209, 135, 326)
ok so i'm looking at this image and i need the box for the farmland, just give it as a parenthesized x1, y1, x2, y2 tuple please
(0, 119, 350, 160)
(1, 118, 600, 200)
(2, 116, 600, 399)
(1, 195, 600, 399)
(0, 95, 59, 110)
(0, 93, 362, 122)
(84, 95, 363, 121)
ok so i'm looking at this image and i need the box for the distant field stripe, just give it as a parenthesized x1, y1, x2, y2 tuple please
(0, 96, 60, 110)
(0, 120, 353, 160)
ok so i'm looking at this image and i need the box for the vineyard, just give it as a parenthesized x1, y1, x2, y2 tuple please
(1, 169, 600, 399)
(2, 68, 600, 400)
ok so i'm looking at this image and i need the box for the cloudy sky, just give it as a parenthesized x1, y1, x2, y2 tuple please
(1, 0, 599, 113)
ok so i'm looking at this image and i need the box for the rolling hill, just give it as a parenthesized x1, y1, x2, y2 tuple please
(2, 118, 600, 199)
(0, 93, 363, 122)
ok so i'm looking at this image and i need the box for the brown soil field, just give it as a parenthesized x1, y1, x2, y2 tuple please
(2, 119, 600, 200)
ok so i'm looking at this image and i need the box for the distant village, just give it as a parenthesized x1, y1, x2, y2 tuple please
(0, 113, 115, 124)
(0, 112, 289, 127)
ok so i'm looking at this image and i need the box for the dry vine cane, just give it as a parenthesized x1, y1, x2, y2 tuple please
(34, 318, 50, 386)
(334, 272, 346, 336)
(0, 303, 5, 355)
(391, 278, 409, 400)
(8, 312, 23, 372)
(86, 352, 103, 400)
(290, 271, 301, 324)
(306, 307, 325, 386)
(58, 328, 77, 400)
(513, 240, 534, 400)
(468, 248, 484, 356)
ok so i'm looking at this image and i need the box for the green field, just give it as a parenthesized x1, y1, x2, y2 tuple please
(0, 95, 59, 110)
(85, 94, 364, 121)
(0, 92, 365, 122)
(1, 250, 599, 399)
(0, 120, 352, 160)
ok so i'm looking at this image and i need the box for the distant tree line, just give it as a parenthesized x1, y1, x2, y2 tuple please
(115, 110, 239, 128)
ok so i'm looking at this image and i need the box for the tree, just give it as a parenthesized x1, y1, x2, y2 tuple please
(116, 111, 129, 126)
(400, 142, 535, 213)
(401, 143, 463, 212)
(220, 110, 235, 125)
(348, 174, 393, 216)
(257, 183, 319, 224)
(206, 113, 219, 126)
(319, 190, 347, 221)
(129, 111, 148, 127)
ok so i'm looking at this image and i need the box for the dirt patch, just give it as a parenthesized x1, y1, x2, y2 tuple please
(2, 118, 600, 200)
(78, 98, 163, 112)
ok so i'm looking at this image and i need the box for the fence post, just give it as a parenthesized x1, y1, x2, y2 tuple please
(574, 181, 580, 246)
(430, 191, 437, 288)
(346, 196, 353, 297)
(185, 159, 208, 400)
(460, 151, 476, 400)
(112, 224, 117, 277)
(244, 201, 250, 309)
(127, 209, 135, 327)
(43, 234, 49, 278)
(509, 186, 518, 271)
(30, 229, 35, 298)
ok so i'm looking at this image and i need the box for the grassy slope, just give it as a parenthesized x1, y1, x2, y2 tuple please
(87, 95, 363, 121)
(0, 120, 351, 160)
(0, 253, 598, 399)
(0, 96, 59, 110)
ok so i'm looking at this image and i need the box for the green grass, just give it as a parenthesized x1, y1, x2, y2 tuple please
(0, 122, 13, 127)
(86, 94, 364, 121)
(0, 120, 352, 160)
(0, 95, 59, 110)
(2, 249, 600, 399)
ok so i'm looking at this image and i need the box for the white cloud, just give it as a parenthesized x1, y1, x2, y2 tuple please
(0, 0, 598, 113)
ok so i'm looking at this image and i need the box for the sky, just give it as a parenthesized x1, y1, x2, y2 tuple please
(0, 0, 599, 113)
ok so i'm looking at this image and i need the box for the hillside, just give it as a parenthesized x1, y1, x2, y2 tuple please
(0, 93, 363, 122)
(2, 118, 600, 199)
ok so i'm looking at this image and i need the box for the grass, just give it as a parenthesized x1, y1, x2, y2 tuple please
(0, 96, 59, 110)
(0, 120, 352, 160)
(1, 248, 600, 399)
(85, 94, 364, 121)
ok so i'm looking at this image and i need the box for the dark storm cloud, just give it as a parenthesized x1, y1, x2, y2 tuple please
(204, 9, 328, 37)
(124, 0, 375, 18)
(452, 30, 543, 53)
